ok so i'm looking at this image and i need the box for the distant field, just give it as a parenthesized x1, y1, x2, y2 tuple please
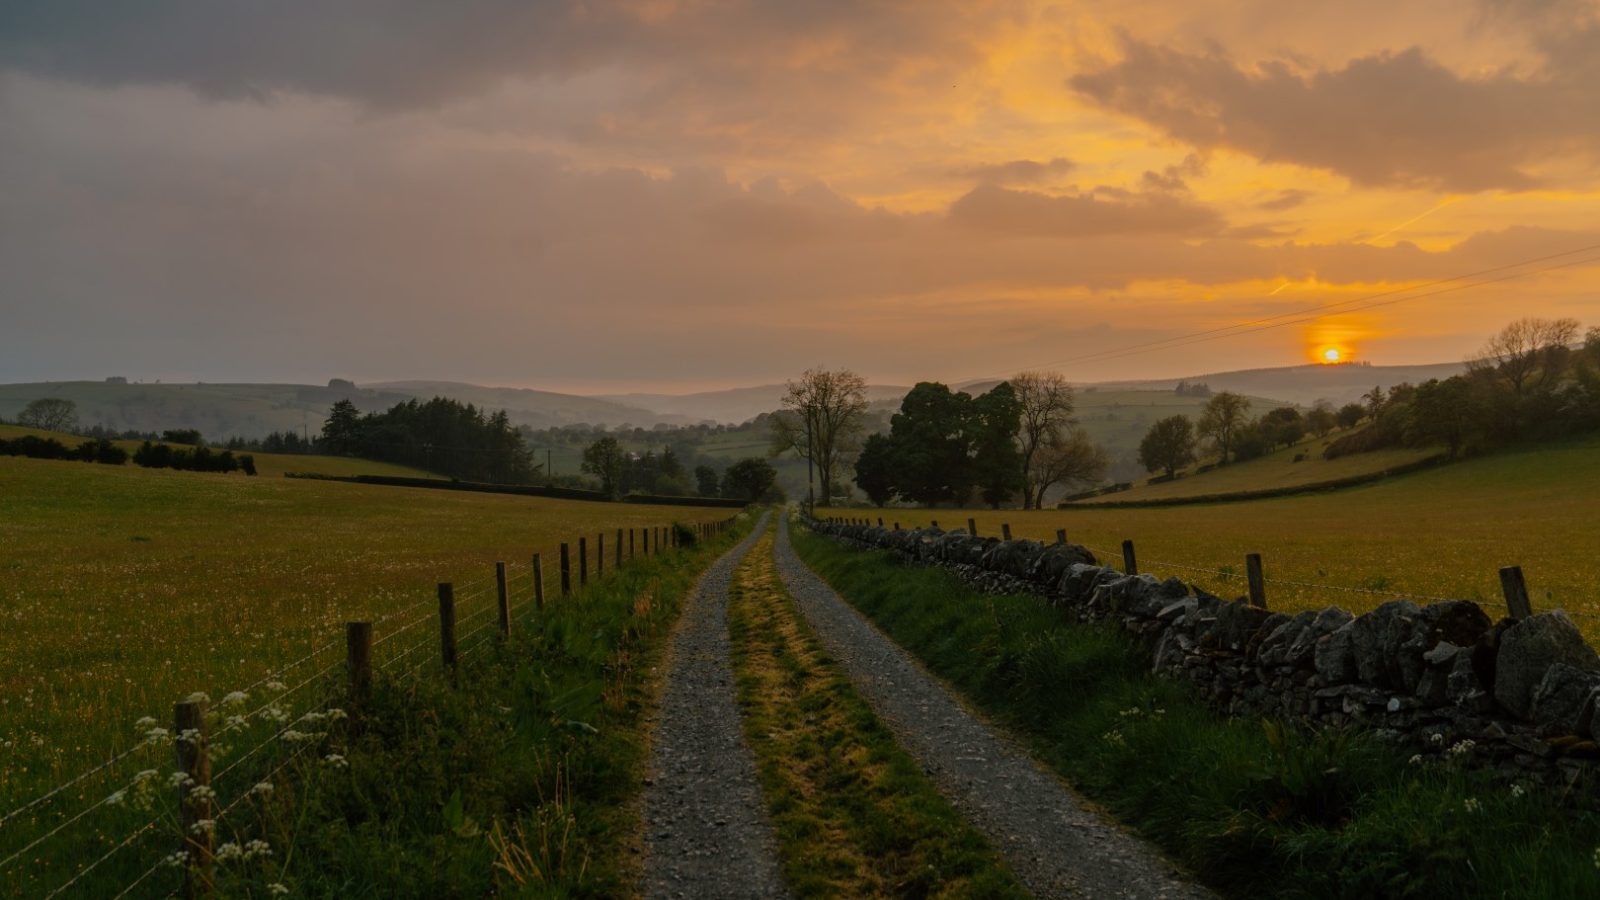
(0, 456, 731, 827)
(831, 434, 1600, 633)
(1084, 435, 1440, 504)
(0, 423, 442, 479)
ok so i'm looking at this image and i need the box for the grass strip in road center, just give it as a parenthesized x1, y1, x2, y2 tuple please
(726, 530, 1026, 899)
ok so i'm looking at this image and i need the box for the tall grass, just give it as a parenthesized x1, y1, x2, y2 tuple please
(792, 527, 1600, 899)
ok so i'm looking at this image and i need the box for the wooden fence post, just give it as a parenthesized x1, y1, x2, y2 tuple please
(878, 517, 884, 527)
(175, 700, 212, 899)
(346, 621, 372, 708)
(616, 528, 623, 568)
(560, 544, 572, 596)
(1499, 566, 1533, 619)
(438, 583, 457, 671)
(968, 517, 978, 536)
(893, 522, 901, 531)
(1002, 523, 1012, 541)
(597, 533, 605, 577)
(495, 562, 511, 636)
(931, 519, 939, 530)
(629, 528, 636, 559)
(1122, 540, 1138, 575)
(579, 537, 588, 587)
(532, 553, 545, 611)
(1055, 528, 1067, 545)
(1246, 553, 1268, 610)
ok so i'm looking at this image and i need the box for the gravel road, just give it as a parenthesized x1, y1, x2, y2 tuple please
(773, 515, 1214, 900)
(639, 512, 791, 900)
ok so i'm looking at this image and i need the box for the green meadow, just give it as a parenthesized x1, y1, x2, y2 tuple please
(834, 433, 1600, 630)
(0, 453, 731, 894)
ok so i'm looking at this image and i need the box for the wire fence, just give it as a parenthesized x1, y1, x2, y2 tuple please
(5, 515, 739, 899)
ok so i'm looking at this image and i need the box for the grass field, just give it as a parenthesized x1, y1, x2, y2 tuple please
(0, 453, 734, 884)
(827, 433, 1600, 631)
(1086, 436, 1440, 504)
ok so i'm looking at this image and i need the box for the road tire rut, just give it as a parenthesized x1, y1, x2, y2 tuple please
(773, 515, 1213, 900)
(639, 513, 790, 900)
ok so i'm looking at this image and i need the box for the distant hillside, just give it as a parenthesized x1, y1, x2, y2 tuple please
(0, 380, 679, 440)
(1086, 361, 1468, 407)
(601, 383, 911, 425)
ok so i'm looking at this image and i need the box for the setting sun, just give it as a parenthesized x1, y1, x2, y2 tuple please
(1322, 347, 1342, 363)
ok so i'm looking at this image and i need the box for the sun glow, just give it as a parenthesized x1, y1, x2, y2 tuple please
(1322, 347, 1342, 363)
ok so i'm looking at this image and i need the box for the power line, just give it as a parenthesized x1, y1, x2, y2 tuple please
(978, 240, 1600, 380)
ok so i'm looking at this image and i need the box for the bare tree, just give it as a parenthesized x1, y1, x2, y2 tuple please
(1012, 370, 1076, 509)
(770, 368, 868, 507)
(17, 398, 78, 433)
(1468, 317, 1581, 396)
(1027, 427, 1107, 509)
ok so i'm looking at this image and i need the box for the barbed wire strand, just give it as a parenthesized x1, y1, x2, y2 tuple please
(43, 811, 163, 900)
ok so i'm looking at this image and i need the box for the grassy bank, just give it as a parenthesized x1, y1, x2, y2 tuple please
(791, 526, 1600, 899)
(139, 520, 748, 898)
(725, 530, 1024, 898)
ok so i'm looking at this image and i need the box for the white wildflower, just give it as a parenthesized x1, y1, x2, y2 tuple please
(214, 842, 244, 862)
(1462, 798, 1482, 813)
(1408, 754, 1423, 765)
(1430, 732, 1445, 744)
(245, 839, 272, 859)
(1510, 784, 1526, 799)
(185, 692, 211, 705)
(323, 753, 347, 769)
(264, 681, 287, 692)
(168, 771, 194, 789)
(188, 785, 216, 802)
(162, 851, 189, 869)
(267, 884, 290, 897)
(325, 708, 348, 722)
(144, 727, 170, 745)
(251, 781, 275, 797)
(134, 716, 158, 730)
(1448, 739, 1476, 757)
(176, 728, 202, 745)
(133, 769, 158, 783)
(1102, 729, 1127, 748)
(189, 818, 215, 836)
(106, 789, 127, 806)
(221, 691, 249, 707)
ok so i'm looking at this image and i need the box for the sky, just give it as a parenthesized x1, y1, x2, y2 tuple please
(2, 0, 1598, 393)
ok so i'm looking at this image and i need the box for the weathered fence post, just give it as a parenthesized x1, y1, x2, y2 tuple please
(1055, 528, 1067, 545)
(878, 517, 884, 527)
(629, 528, 636, 559)
(931, 519, 939, 529)
(438, 582, 457, 671)
(1002, 523, 1013, 541)
(495, 562, 511, 636)
(532, 553, 545, 611)
(1499, 566, 1533, 619)
(346, 621, 372, 708)
(643, 528, 650, 558)
(1246, 553, 1268, 610)
(579, 537, 588, 588)
(597, 533, 605, 577)
(1122, 540, 1138, 575)
(968, 517, 978, 536)
(175, 699, 212, 899)
(559, 544, 571, 597)
(616, 528, 623, 568)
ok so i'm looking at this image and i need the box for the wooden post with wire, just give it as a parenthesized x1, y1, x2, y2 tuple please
(1246, 553, 1268, 610)
(629, 528, 636, 559)
(495, 562, 511, 636)
(1055, 528, 1067, 545)
(1500, 566, 1533, 620)
(175, 699, 213, 899)
(532, 553, 545, 611)
(1002, 523, 1013, 541)
(437, 582, 457, 671)
(346, 621, 372, 708)
(968, 517, 978, 536)
(560, 544, 572, 596)
(616, 528, 623, 569)
(579, 537, 588, 588)
(597, 533, 605, 577)
(1122, 540, 1138, 575)
(931, 519, 939, 530)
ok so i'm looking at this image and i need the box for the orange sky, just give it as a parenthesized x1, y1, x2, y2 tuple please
(2, 0, 1597, 391)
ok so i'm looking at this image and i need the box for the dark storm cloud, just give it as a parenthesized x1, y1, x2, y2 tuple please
(1070, 36, 1600, 191)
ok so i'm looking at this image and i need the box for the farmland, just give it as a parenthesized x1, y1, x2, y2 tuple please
(838, 433, 1600, 630)
(0, 455, 731, 828)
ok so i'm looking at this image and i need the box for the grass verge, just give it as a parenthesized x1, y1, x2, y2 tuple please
(162, 521, 752, 899)
(790, 525, 1600, 900)
(725, 530, 1025, 899)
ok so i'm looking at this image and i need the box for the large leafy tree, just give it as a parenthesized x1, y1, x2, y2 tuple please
(885, 382, 974, 507)
(1029, 426, 1107, 507)
(1137, 415, 1196, 479)
(721, 457, 777, 502)
(1197, 392, 1251, 465)
(969, 381, 1025, 508)
(852, 433, 896, 507)
(581, 436, 626, 497)
(320, 399, 362, 454)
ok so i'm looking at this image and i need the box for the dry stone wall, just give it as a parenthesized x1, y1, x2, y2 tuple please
(807, 518, 1600, 791)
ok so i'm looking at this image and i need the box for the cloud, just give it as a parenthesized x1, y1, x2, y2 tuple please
(953, 157, 1077, 185)
(1070, 38, 1600, 191)
(1258, 189, 1312, 211)
(947, 182, 1224, 238)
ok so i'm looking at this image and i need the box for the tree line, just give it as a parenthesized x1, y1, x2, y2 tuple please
(1135, 317, 1600, 479)
(579, 435, 781, 502)
(318, 397, 538, 483)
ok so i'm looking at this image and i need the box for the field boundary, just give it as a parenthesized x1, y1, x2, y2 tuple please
(284, 471, 749, 507)
(1064, 452, 1449, 508)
